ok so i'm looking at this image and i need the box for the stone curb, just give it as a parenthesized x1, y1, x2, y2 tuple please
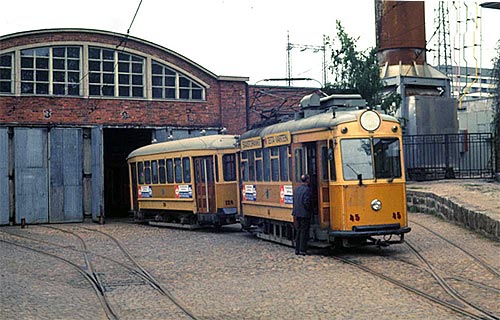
(407, 190, 500, 242)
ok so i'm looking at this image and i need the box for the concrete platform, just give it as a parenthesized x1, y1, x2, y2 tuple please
(407, 179, 500, 241)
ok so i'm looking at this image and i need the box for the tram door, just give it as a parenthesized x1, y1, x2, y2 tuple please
(129, 163, 139, 212)
(194, 157, 216, 214)
(304, 143, 319, 224)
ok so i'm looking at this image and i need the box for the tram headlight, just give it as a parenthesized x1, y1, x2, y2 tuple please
(360, 110, 381, 131)
(371, 199, 382, 211)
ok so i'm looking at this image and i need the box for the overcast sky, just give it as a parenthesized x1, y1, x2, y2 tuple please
(1, 0, 498, 86)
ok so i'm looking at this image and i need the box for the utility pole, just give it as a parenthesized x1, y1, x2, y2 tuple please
(286, 32, 327, 87)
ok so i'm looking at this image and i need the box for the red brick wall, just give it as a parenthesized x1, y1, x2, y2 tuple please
(0, 29, 319, 135)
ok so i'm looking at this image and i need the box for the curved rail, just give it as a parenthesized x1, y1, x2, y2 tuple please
(0, 239, 118, 320)
(331, 253, 494, 320)
(409, 219, 500, 277)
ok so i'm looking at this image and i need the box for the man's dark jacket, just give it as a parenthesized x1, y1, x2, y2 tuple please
(292, 184, 311, 218)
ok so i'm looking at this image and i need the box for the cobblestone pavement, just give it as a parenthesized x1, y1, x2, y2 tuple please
(1, 208, 498, 320)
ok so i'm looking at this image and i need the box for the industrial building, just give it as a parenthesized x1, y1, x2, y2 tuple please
(0, 28, 316, 225)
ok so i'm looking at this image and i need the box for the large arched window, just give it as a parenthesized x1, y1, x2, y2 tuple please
(88, 47, 145, 98)
(20, 46, 81, 96)
(1, 42, 207, 101)
(152, 61, 204, 100)
(0, 53, 13, 94)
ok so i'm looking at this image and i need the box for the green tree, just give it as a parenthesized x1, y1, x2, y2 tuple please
(324, 21, 383, 108)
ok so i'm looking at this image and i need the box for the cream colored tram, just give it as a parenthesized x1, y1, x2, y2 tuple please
(127, 135, 239, 227)
(239, 106, 411, 247)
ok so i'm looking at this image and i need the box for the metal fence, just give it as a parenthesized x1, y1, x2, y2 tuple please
(403, 133, 495, 181)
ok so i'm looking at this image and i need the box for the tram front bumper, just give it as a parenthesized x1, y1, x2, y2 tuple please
(329, 224, 411, 237)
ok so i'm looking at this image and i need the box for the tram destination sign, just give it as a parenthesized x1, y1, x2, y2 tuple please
(241, 137, 262, 150)
(264, 132, 291, 147)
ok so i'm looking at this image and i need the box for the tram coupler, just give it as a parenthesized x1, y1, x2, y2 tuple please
(368, 237, 390, 248)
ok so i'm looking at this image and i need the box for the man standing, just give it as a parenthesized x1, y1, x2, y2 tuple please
(292, 174, 312, 255)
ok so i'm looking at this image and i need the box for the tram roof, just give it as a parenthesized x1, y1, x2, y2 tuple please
(127, 134, 238, 159)
(240, 109, 398, 140)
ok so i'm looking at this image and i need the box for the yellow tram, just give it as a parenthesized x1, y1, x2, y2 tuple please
(127, 135, 240, 228)
(239, 95, 411, 247)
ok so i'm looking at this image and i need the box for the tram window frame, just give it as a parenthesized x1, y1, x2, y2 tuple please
(241, 150, 248, 182)
(329, 140, 337, 181)
(138, 162, 145, 184)
(271, 147, 279, 182)
(279, 146, 289, 181)
(340, 138, 374, 181)
(159, 159, 166, 184)
(263, 148, 271, 181)
(152, 160, 158, 184)
(373, 138, 402, 179)
(294, 148, 304, 182)
(248, 150, 255, 181)
(321, 146, 329, 181)
(183, 157, 191, 183)
(255, 149, 263, 181)
(174, 158, 183, 183)
(215, 155, 219, 182)
(130, 162, 137, 185)
(166, 159, 174, 183)
(223, 154, 237, 182)
(144, 161, 151, 184)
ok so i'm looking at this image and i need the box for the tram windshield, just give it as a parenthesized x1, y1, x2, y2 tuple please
(341, 138, 401, 181)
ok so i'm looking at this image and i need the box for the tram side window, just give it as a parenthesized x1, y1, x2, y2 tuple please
(138, 162, 145, 184)
(159, 159, 166, 184)
(373, 138, 402, 178)
(321, 147, 329, 181)
(255, 150, 262, 181)
(270, 147, 279, 181)
(152, 160, 158, 184)
(248, 150, 255, 181)
(329, 141, 337, 181)
(241, 151, 248, 182)
(144, 161, 151, 184)
(183, 157, 191, 182)
(174, 158, 182, 183)
(166, 159, 174, 183)
(215, 155, 219, 182)
(130, 163, 137, 185)
(279, 146, 289, 181)
(223, 154, 237, 181)
(263, 148, 270, 181)
(294, 148, 304, 182)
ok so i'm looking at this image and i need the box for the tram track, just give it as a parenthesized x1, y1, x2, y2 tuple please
(0, 226, 199, 320)
(0, 238, 119, 320)
(331, 252, 497, 320)
(404, 239, 499, 320)
(409, 219, 500, 278)
(327, 221, 499, 320)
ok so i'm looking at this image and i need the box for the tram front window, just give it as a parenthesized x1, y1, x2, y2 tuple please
(341, 139, 374, 180)
(373, 138, 402, 179)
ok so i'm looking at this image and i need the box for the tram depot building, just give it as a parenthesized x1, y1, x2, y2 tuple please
(0, 28, 315, 225)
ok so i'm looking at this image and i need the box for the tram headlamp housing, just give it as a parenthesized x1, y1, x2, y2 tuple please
(371, 199, 382, 211)
(360, 110, 381, 132)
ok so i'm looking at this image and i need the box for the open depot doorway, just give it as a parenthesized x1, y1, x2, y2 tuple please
(103, 128, 152, 218)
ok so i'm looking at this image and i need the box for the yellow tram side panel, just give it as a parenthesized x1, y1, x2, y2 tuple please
(329, 182, 407, 231)
(216, 181, 240, 213)
(241, 182, 293, 222)
(137, 183, 197, 212)
(132, 148, 239, 215)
